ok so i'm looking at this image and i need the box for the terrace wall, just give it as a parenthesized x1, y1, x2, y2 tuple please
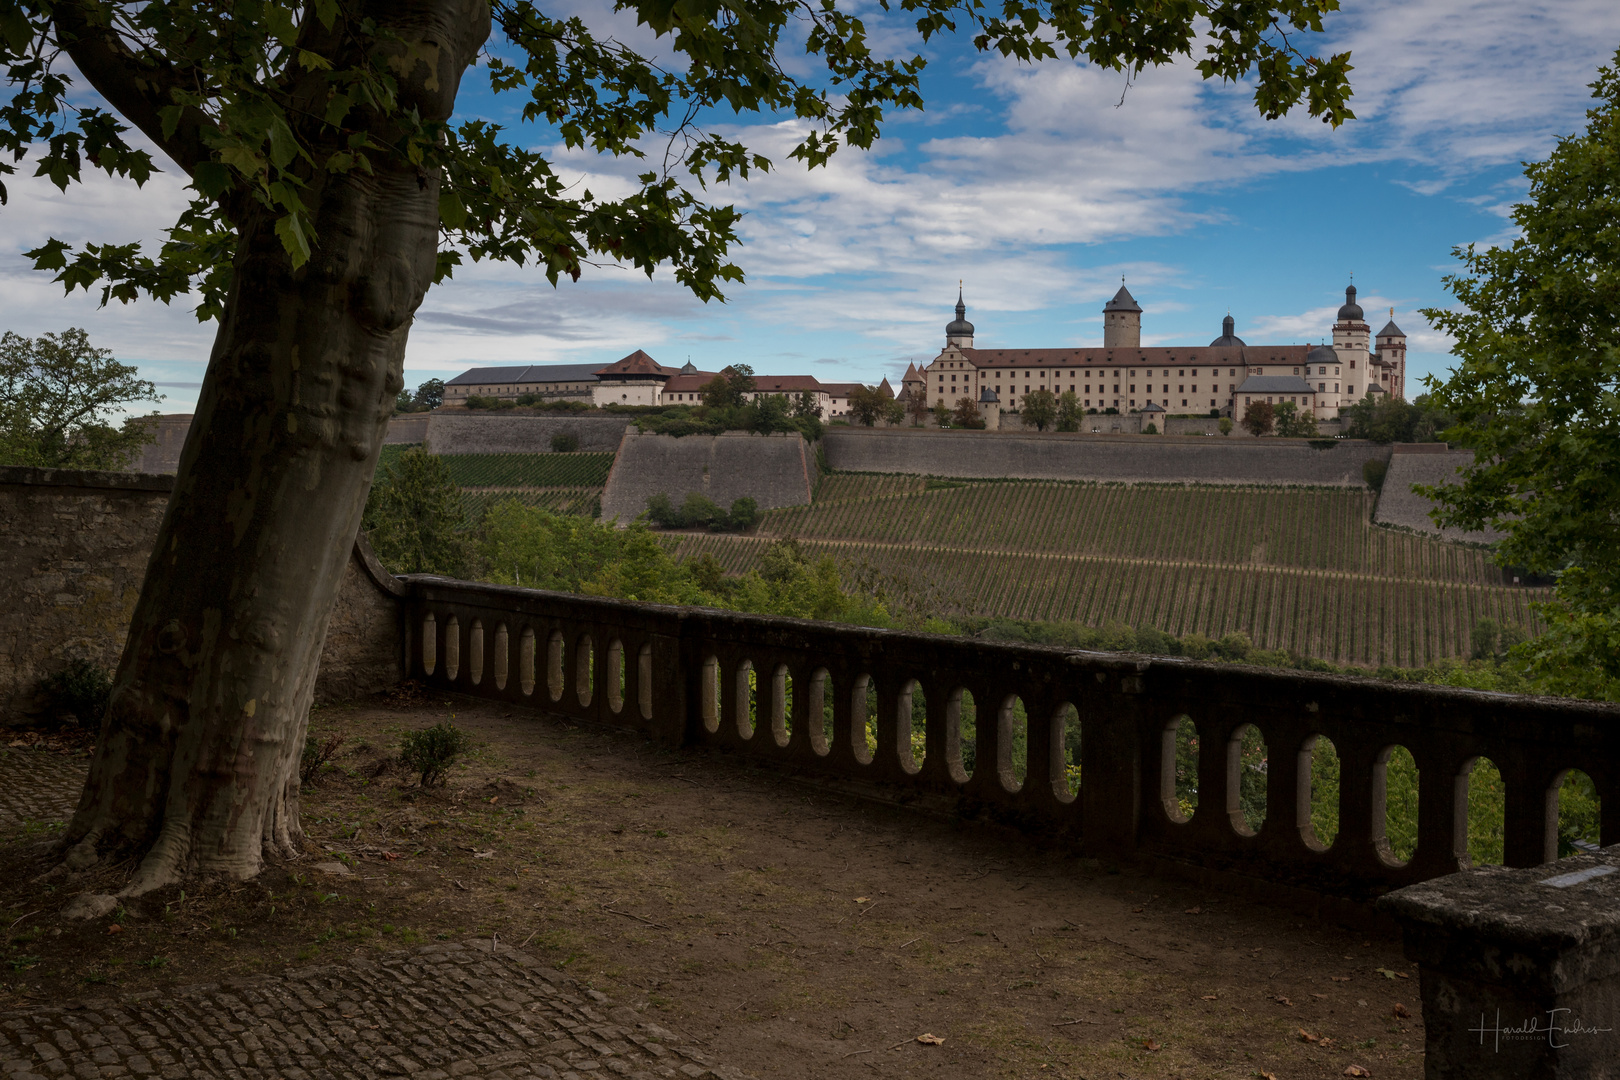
(423, 412, 631, 455)
(599, 431, 816, 523)
(0, 466, 404, 722)
(1373, 444, 1505, 543)
(824, 427, 1392, 486)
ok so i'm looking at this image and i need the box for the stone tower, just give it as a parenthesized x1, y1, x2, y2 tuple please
(1376, 308, 1408, 401)
(946, 287, 975, 348)
(1103, 284, 1142, 349)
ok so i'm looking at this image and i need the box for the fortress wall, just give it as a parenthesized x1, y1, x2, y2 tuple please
(599, 431, 814, 523)
(0, 467, 403, 721)
(385, 413, 431, 444)
(823, 428, 1392, 486)
(1161, 416, 1345, 438)
(424, 412, 631, 454)
(1373, 446, 1504, 543)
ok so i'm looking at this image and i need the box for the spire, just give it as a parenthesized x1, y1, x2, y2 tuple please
(945, 282, 975, 346)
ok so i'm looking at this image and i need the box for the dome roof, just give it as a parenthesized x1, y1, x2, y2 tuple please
(1208, 314, 1246, 348)
(1337, 284, 1364, 323)
(1307, 344, 1338, 364)
(679, 360, 698, 374)
(978, 387, 999, 404)
(1104, 284, 1141, 313)
(946, 287, 974, 337)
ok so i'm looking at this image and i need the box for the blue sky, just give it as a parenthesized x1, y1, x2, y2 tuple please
(4, 0, 1619, 414)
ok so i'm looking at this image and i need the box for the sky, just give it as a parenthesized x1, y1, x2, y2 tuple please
(3, 0, 1620, 415)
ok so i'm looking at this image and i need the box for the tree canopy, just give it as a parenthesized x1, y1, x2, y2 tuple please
(3, 0, 1354, 319)
(0, 327, 160, 468)
(1421, 49, 1620, 700)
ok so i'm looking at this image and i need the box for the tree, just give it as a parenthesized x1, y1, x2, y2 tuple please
(790, 391, 822, 421)
(363, 448, 470, 576)
(1273, 400, 1318, 438)
(1241, 400, 1275, 436)
(393, 377, 444, 413)
(931, 401, 952, 428)
(906, 390, 931, 427)
(701, 365, 756, 410)
(1020, 389, 1057, 431)
(0, 328, 160, 468)
(1055, 390, 1082, 432)
(952, 396, 984, 429)
(847, 385, 887, 427)
(1342, 393, 1449, 443)
(1421, 50, 1620, 700)
(0, 0, 1353, 890)
(1218, 417, 1234, 436)
(882, 397, 905, 427)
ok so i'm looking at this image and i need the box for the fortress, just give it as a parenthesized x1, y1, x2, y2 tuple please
(902, 284, 1407, 425)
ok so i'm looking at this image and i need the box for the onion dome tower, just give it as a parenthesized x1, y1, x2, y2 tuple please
(946, 286, 975, 348)
(1103, 283, 1142, 348)
(1208, 313, 1246, 349)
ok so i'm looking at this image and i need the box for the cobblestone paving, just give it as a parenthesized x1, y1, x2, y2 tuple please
(0, 940, 755, 1080)
(0, 750, 86, 829)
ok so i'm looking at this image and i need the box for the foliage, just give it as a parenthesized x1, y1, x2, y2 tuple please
(1218, 417, 1234, 436)
(847, 385, 890, 427)
(0, 328, 160, 469)
(549, 431, 579, 453)
(1341, 394, 1450, 443)
(1241, 400, 1274, 437)
(632, 400, 820, 441)
(300, 734, 346, 785)
(2, 0, 1354, 323)
(1362, 458, 1387, 491)
(363, 447, 471, 576)
(931, 401, 952, 428)
(465, 395, 515, 411)
(38, 658, 112, 729)
(1273, 400, 1318, 438)
(642, 492, 757, 532)
(399, 722, 471, 787)
(1055, 391, 1082, 432)
(906, 391, 931, 427)
(951, 396, 984, 429)
(1142, 422, 1158, 435)
(1419, 52, 1620, 703)
(395, 379, 444, 414)
(1019, 389, 1057, 431)
(701, 366, 756, 410)
(791, 391, 823, 422)
(882, 396, 905, 427)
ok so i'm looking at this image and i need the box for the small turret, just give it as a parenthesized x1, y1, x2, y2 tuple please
(1209, 313, 1246, 349)
(1103, 282, 1142, 349)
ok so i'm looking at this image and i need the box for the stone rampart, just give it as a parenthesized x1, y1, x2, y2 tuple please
(1373, 444, 1504, 543)
(423, 412, 631, 455)
(0, 467, 404, 722)
(599, 431, 815, 522)
(823, 428, 1391, 486)
(385, 413, 431, 444)
(131, 414, 194, 473)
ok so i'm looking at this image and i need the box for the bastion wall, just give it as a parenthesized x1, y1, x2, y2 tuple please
(0, 466, 405, 723)
(822, 428, 1392, 486)
(1372, 444, 1504, 543)
(422, 412, 631, 454)
(599, 431, 816, 523)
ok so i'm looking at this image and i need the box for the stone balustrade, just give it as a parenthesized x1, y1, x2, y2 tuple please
(399, 574, 1620, 903)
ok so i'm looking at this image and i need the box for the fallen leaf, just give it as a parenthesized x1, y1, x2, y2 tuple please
(1376, 968, 1401, 980)
(1257, 1072, 1278, 1080)
(1299, 1028, 1320, 1044)
(855, 896, 870, 903)
(472, 850, 496, 859)
(1274, 996, 1294, 1007)
(489, 796, 499, 804)
(1201, 995, 1218, 1001)
(916, 1033, 945, 1046)
(1344, 1067, 1372, 1078)
(107, 924, 123, 934)
(1312, 993, 1328, 999)
(381, 851, 401, 861)
(1140, 1038, 1161, 1052)
(1392, 1002, 1411, 1018)
(1132, 907, 1144, 913)
(1184, 906, 1203, 914)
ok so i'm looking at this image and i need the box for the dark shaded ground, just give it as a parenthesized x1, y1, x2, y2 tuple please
(1, 693, 1423, 1079)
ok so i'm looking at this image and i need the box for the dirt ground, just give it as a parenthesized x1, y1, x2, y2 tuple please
(1, 691, 1424, 1080)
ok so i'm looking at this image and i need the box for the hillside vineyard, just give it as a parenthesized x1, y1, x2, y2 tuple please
(669, 476, 1543, 668)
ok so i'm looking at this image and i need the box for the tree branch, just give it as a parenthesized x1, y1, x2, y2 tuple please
(51, 0, 211, 175)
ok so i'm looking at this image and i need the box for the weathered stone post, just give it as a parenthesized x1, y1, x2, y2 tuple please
(1379, 845, 1620, 1078)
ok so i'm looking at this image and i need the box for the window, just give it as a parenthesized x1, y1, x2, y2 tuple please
(1319, 383, 1326, 392)
(1350, 359, 1357, 369)
(1192, 385, 1198, 393)
(1177, 385, 1183, 393)
(1178, 369, 1185, 377)
(1129, 384, 1136, 393)
(1293, 367, 1300, 375)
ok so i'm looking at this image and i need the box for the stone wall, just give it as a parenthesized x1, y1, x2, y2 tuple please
(0, 466, 404, 723)
(385, 413, 431, 444)
(599, 431, 815, 522)
(1373, 444, 1504, 543)
(423, 412, 631, 455)
(131, 414, 195, 473)
(823, 428, 1391, 486)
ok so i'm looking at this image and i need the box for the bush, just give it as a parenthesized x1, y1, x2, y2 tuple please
(728, 496, 759, 531)
(1218, 417, 1234, 436)
(39, 659, 112, 728)
(550, 431, 580, 453)
(645, 492, 680, 528)
(1142, 422, 1159, 435)
(301, 734, 346, 785)
(1363, 458, 1388, 491)
(681, 492, 726, 530)
(400, 721, 471, 786)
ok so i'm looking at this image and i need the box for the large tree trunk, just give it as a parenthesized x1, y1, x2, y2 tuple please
(59, 2, 491, 895)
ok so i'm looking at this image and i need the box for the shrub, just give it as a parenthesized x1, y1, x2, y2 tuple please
(681, 492, 726, 530)
(1142, 422, 1159, 435)
(1213, 632, 1254, 662)
(728, 496, 759, 531)
(1218, 417, 1234, 436)
(301, 734, 346, 785)
(400, 721, 471, 786)
(1363, 458, 1388, 491)
(645, 492, 680, 528)
(550, 431, 580, 453)
(39, 659, 112, 728)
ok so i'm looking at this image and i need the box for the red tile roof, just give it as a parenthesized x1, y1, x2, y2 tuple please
(661, 371, 723, 394)
(594, 349, 677, 377)
(750, 375, 825, 393)
(957, 346, 1311, 367)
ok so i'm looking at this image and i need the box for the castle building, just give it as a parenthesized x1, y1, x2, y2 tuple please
(911, 285, 1406, 421)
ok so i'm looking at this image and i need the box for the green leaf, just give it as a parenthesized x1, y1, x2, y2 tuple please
(267, 117, 300, 170)
(274, 212, 312, 267)
(438, 189, 468, 230)
(0, 3, 33, 53)
(192, 161, 232, 199)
